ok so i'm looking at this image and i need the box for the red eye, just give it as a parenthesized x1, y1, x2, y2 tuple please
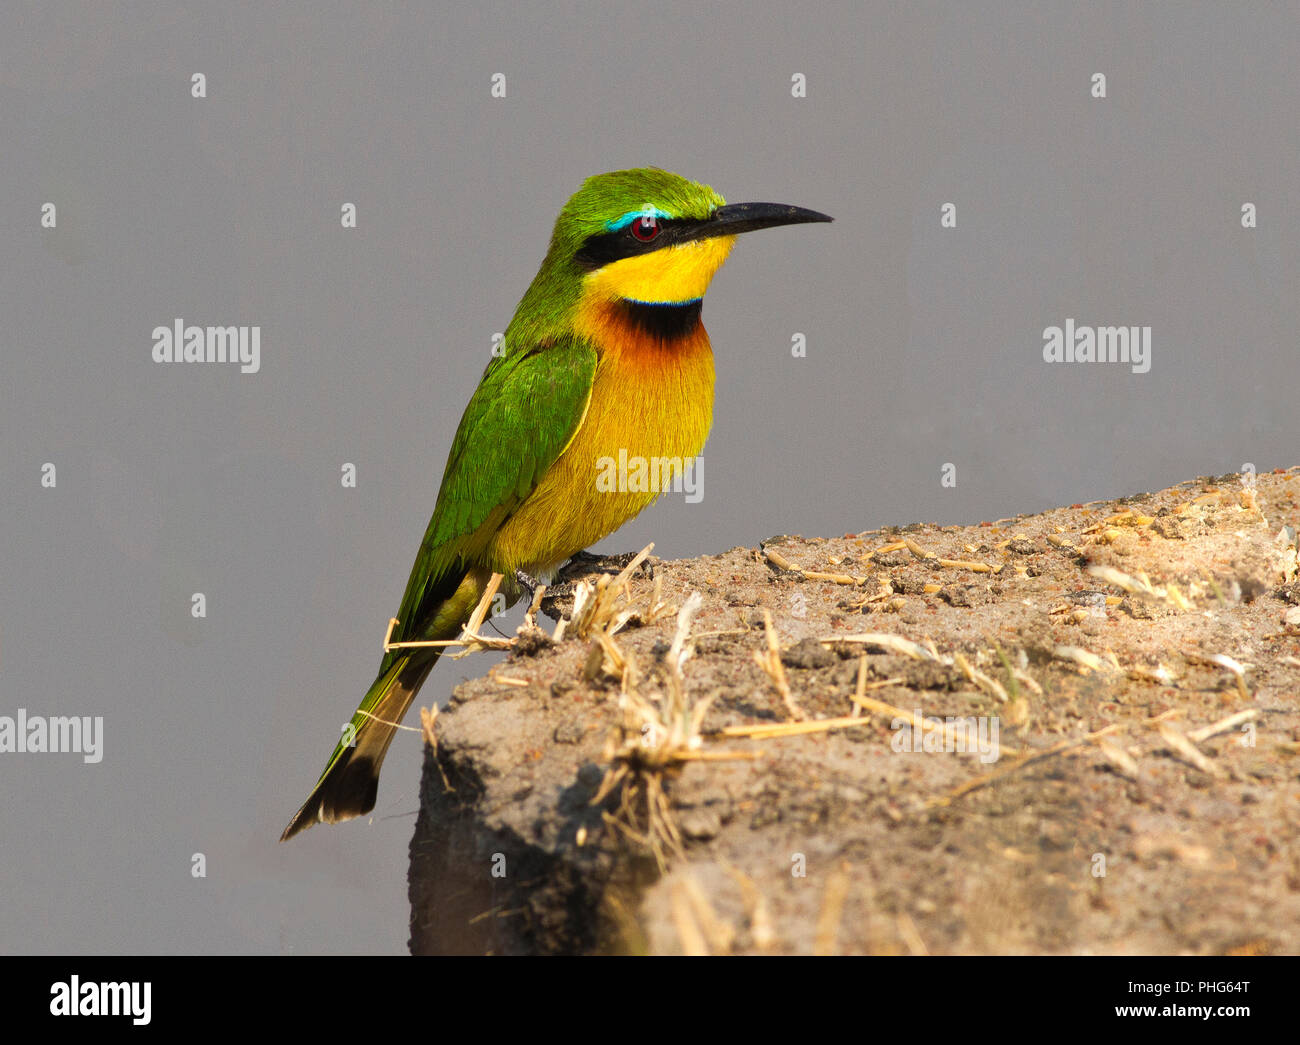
(631, 216, 661, 242)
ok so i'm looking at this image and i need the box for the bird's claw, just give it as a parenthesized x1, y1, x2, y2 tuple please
(558, 549, 655, 583)
(514, 568, 543, 600)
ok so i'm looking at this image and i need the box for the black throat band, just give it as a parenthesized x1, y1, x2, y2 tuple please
(618, 298, 703, 340)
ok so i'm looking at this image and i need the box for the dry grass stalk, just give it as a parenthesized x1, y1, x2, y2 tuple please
(763, 547, 797, 572)
(823, 631, 1042, 715)
(522, 580, 547, 629)
(1010, 665, 1045, 697)
(1181, 649, 1252, 698)
(896, 912, 930, 956)
(724, 865, 777, 950)
(719, 714, 873, 740)
(1097, 738, 1140, 780)
(803, 570, 867, 584)
(1157, 722, 1226, 778)
(1275, 524, 1299, 583)
(753, 610, 807, 721)
(718, 691, 1023, 755)
(1187, 709, 1258, 744)
(1053, 644, 1121, 675)
(670, 879, 709, 956)
(596, 591, 738, 870)
(600, 794, 681, 874)
(858, 694, 1022, 756)
(418, 705, 454, 793)
(953, 651, 1009, 704)
(1087, 564, 1198, 610)
(670, 874, 734, 956)
(827, 632, 939, 661)
(569, 543, 657, 640)
(1082, 708, 1253, 784)
(383, 572, 513, 657)
(641, 573, 677, 627)
(813, 866, 852, 956)
(903, 537, 936, 561)
(929, 724, 1121, 806)
(1126, 662, 1177, 685)
(938, 558, 995, 572)
(764, 546, 867, 585)
(851, 654, 867, 717)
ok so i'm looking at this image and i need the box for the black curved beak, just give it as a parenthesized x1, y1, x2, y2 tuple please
(684, 202, 834, 243)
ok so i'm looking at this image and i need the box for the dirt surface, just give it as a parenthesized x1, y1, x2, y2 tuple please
(409, 467, 1300, 955)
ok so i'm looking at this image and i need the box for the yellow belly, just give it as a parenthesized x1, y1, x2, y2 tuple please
(488, 310, 714, 575)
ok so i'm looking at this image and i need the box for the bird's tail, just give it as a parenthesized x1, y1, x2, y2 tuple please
(279, 649, 438, 841)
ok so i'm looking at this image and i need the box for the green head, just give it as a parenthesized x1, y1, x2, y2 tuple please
(506, 168, 831, 345)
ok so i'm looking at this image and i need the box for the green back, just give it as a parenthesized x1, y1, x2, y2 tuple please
(384, 335, 596, 662)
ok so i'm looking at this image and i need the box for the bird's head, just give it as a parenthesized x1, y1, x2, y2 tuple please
(558, 168, 831, 305)
(510, 169, 831, 343)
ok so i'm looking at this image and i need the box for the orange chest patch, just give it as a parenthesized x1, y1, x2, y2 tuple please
(486, 300, 715, 573)
(571, 299, 716, 461)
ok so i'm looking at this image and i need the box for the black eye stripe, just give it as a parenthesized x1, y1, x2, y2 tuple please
(574, 219, 692, 269)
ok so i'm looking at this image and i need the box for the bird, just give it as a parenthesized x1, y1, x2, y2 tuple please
(280, 167, 831, 841)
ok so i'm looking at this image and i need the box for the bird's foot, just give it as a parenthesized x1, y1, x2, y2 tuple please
(514, 569, 548, 601)
(565, 549, 609, 566)
(524, 551, 657, 624)
(513, 569, 576, 623)
(558, 549, 656, 583)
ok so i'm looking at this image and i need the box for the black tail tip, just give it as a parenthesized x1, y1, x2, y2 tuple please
(279, 756, 380, 842)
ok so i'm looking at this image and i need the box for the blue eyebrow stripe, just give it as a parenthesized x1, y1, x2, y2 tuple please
(606, 207, 674, 231)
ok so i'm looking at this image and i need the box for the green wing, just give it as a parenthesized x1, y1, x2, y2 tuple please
(388, 334, 597, 647)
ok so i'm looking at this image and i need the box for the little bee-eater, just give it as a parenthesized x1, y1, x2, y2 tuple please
(281, 168, 830, 840)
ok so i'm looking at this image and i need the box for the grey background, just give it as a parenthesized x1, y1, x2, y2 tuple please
(1, 2, 1295, 953)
